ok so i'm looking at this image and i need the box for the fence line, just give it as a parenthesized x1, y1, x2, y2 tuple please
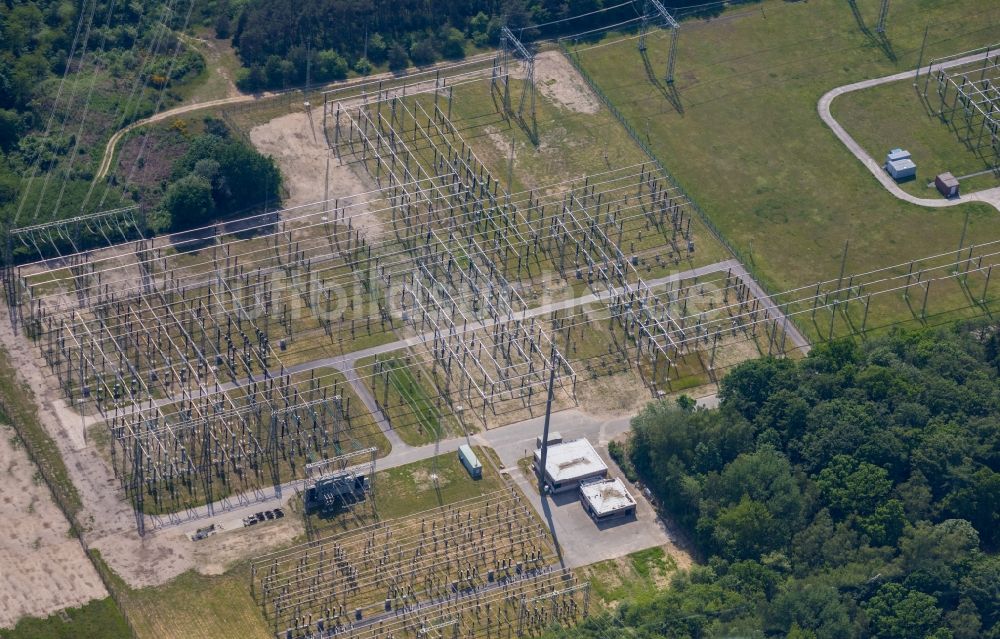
(558, 42, 801, 340)
(0, 397, 139, 638)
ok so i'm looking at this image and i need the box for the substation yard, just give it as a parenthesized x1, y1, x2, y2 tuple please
(6, 2, 1000, 636)
(0, 36, 787, 637)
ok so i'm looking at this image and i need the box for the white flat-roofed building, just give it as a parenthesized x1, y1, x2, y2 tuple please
(533, 438, 608, 493)
(579, 477, 636, 520)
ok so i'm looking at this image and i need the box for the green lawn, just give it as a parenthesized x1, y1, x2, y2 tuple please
(569, 0, 1000, 300)
(832, 75, 1000, 198)
(121, 566, 270, 639)
(359, 353, 460, 446)
(0, 599, 131, 639)
(303, 446, 509, 539)
(577, 546, 679, 609)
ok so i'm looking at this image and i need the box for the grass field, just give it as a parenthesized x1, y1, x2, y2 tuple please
(577, 546, 678, 609)
(359, 353, 462, 446)
(568, 0, 1000, 299)
(0, 598, 131, 639)
(305, 445, 508, 538)
(121, 566, 270, 639)
(832, 76, 1000, 198)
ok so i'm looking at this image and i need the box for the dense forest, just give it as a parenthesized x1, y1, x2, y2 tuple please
(0, 1, 281, 244)
(1, 0, 733, 234)
(226, 0, 732, 91)
(583, 323, 1000, 638)
(227, 0, 622, 91)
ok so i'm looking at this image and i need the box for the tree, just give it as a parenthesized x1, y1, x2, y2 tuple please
(0, 109, 21, 152)
(766, 581, 854, 639)
(163, 174, 214, 230)
(815, 455, 893, 516)
(865, 583, 944, 639)
(367, 33, 387, 63)
(215, 13, 232, 39)
(440, 27, 466, 59)
(315, 50, 348, 82)
(409, 38, 437, 66)
(706, 497, 781, 560)
(470, 12, 491, 47)
(263, 55, 284, 88)
(387, 44, 409, 71)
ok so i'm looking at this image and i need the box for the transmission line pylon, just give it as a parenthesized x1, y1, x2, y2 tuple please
(637, 0, 681, 84)
(876, 0, 890, 34)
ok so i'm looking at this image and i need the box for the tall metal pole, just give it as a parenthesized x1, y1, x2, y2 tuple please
(914, 26, 929, 86)
(537, 345, 558, 494)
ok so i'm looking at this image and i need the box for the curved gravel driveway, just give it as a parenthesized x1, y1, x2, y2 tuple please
(818, 52, 1000, 213)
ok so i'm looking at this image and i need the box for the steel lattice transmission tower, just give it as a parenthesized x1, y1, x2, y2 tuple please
(876, 0, 890, 34)
(499, 26, 538, 142)
(637, 0, 681, 84)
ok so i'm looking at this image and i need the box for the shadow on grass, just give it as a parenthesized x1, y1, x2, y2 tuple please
(846, 0, 896, 62)
(640, 49, 684, 115)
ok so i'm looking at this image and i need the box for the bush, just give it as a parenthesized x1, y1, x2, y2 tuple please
(409, 38, 438, 66)
(162, 174, 214, 231)
(315, 50, 348, 82)
(387, 44, 409, 71)
(235, 65, 264, 92)
(607, 440, 639, 483)
(354, 57, 372, 75)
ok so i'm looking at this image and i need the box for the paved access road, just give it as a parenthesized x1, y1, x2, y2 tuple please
(818, 52, 1000, 212)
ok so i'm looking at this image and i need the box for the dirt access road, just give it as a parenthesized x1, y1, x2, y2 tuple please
(94, 51, 498, 182)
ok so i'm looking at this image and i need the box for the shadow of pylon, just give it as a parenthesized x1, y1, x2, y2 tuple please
(877, 33, 897, 62)
(538, 488, 566, 569)
(641, 48, 685, 115)
(847, 0, 897, 62)
(512, 111, 539, 146)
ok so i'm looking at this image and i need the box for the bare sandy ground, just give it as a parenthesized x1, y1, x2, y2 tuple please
(531, 51, 601, 115)
(0, 426, 107, 628)
(250, 109, 387, 241)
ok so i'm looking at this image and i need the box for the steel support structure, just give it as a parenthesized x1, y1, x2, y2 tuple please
(925, 48, 1000, 169)
(637, 0, 680, 83)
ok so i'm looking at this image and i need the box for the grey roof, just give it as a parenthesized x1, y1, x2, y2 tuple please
(580, 477, 635, 515)
(534, 438, 607, 483)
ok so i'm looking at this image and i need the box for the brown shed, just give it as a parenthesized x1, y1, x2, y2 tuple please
(935, 172, 960, 198)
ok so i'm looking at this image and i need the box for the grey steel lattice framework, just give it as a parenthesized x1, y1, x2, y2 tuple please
(250, 487, 590, 639)
(496, 27, 538, 142)
(9, 44, 997, 539)
(637, 0, 680, 84)
(329, 79, 575, 419)
(876, 0, 891, 35)
(7, 204, 395, 534)
(924, 48, 1000, 168)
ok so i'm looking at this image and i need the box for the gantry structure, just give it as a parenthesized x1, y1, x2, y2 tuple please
(924, 46, 1000, 169)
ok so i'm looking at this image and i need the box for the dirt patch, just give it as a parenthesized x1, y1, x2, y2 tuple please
(577, 370, 651, 417)
(486, 128, 516, 164)
(531, 51, 601, 115)
(411, 468, 451, 492)
(250, 110, 386, 240)
(0, 427, 107, 628)
(193, 518, 304, 576)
